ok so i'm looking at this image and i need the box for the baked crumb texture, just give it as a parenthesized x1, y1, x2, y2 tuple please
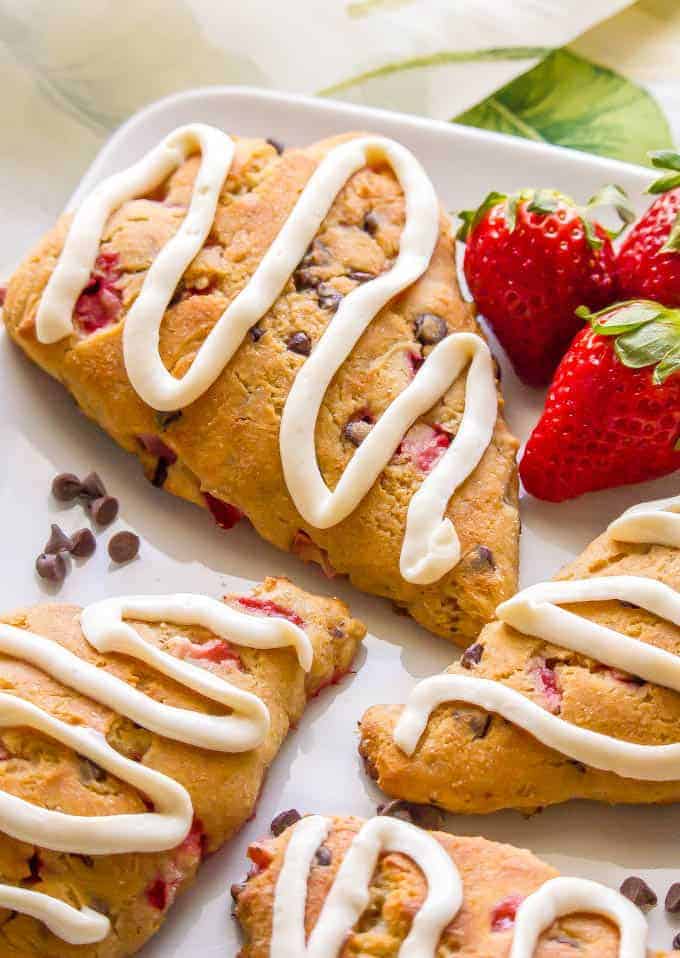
(3, 133, 519, 644)
(359, 528, 680, 813)
(235, 814, 677, 957)
(0, 577, 364, 957)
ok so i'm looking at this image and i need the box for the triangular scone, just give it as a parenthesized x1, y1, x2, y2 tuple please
(234, 813, 673, 957)
(3, 129, 518, 644)
(0, 577, 364, 957)
(360, 496, 680, 814)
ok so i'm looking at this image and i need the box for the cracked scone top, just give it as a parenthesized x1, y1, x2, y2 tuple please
(359, 495, 680, 814)
(0, 577, 364, 957)
(235, 814, 675, 957)
(3, 125, 519, 643)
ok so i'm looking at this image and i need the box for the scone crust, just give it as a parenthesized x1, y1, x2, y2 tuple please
(3, 132, 519, 644)
(235, 814, 651, 957)
(359, 531, 680, 813)
(0, 578, 364, 958)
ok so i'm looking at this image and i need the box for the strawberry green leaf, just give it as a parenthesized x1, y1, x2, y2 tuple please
(579, 301, 664, 335)
(582, 216, 603, 251)
(586, 183, 635, 226)
(614, 321, 678, 369)
(661, 211, 680, 254)
(527, 190, 560, 215)
(647, 171, 680, 195)
(650, 150, 680, 173)
(505, 193, 519, 232)
(655, 343, 680, 384)
(457, 190, 507, 242)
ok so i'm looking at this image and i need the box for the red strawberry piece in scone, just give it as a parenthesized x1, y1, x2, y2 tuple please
(520, 300, 680, 501)
(73, 251, 123, 334)
(459, 186, 633, 386)
(617, 150, 680, 306)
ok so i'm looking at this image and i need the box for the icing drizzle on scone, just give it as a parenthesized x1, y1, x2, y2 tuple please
(0, 592, 312, 944)
(395, 494, 680, 781)
(271, 816, 647, 957)
(33, 125, 498, 586)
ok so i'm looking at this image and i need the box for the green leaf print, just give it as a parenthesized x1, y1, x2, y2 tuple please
(454, 49, 673, 166)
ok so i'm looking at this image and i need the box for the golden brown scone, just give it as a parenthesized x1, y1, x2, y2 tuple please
(0, 577, 364, 957)
(359, 522, 680, 814)
(3, 132, 519, 644)
(234, 814, 675, 957)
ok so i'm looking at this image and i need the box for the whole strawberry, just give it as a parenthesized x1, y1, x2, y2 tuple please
(459, 186, 633, 386)
(520, 300, 680, 501)
(617, 150, 680, 305)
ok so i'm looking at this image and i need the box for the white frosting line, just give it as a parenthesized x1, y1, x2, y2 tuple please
(510, 877, 648, 958)
(271, 815, 462, 958)
(272, 818, 646, 958)
(0, 691, 192, 854)
(0, 591, 313, 944)
(36, 124, 234, 345)
(394, 495, 680, 781)
(0, 888, 110, 945)
(34, 125, 498, 586)
(283, 331, 497, 585)
(608, 494, 680, 550)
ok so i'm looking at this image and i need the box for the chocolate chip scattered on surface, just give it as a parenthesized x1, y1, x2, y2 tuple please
(108, 531, 140, 563)
(89, 495, 119, 526)
(666, 882, 680, 913)
(35, 551, 67, 583)
(70, 528, 96, 558)
(80, 471, 107, 501)
(270, 808, 301, 836)
(51, 472, 82, 502)
(377, 799, 443, 830)
(44, 523, 73, 555)
(620, 876, 657, 912)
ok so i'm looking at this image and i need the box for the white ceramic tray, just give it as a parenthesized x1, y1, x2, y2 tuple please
(2, 86, 679, 955)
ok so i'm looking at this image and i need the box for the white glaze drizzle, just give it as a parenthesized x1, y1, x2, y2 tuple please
(0, 591, 311, 944)
(394, 495, 680, 780)
(608, 493, 680, 550)
(271, 815, 462, 958)
(272, 817, 646, 958)
(34, 125, 498, 586)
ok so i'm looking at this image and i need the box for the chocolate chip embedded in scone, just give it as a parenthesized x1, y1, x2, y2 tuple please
(0, 577, 364, 957)
(3, 130, 519, 645)
(234, 815, 655, 957)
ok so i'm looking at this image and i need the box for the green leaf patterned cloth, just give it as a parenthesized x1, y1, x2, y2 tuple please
(0, 0, 678, 266)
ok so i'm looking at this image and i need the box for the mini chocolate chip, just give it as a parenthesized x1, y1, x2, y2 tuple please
(79, 471, 106, 501)
(24, 852, 42, 885)
(414, 313, 448, 346)
(230, 882, 246, 902)
(619, 600, 638, 609)
(108, 531, 140, 563)
(89, 495, 119, 526)
(155, 410, 182, 430)
(89, 896, 110, 917)
(377, 800, 443, 830)
(266, 137, 284, 154)
(674, 932, 680, 950)
(347, 270, 374, 283)
(51, 472, 82, 502)
(666, 882, 680, 913)
(361, 748, 379, 780)
(465, 545, 496, 571)
(343, 418, 372, 446)
(249, 324, 264, 342)
(77, 855, 95, 868)
(317, 282, 343, 311)
(79, 756, 106, 783)
(461, 643, 483, 669)
(331, 625, 345, 638)
(363, 211, 380, 235)
(151, 458, 169, 488)
(568, 759, 587, 774)
(293, 268, 320, 291)
(315, 845, 332, 866)
(287, 331, 312, 356)
(620, 876, 657, 912)
(270, 809, 301, 836)
(70, 528, 96, 558)
(36, 552, 67, 583)
(468, 713, 491, 740)
(44, 523, 73, 555)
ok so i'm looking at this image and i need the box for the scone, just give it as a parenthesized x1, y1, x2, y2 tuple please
(359, 494, 680, 814)
(3, 124, 519, 644)
(234, 812, 673, 957)
(0, 576, 364, 957)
